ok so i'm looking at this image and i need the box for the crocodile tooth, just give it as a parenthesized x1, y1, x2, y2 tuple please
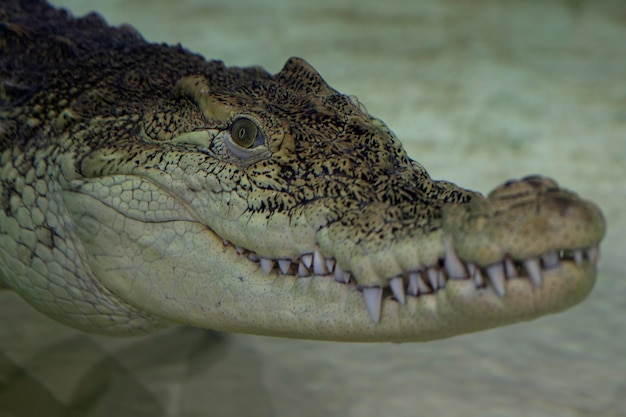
(313, 250, 328, 275)
(260, 258, 274, 275)
(334, 264, 351, 284)
(523, 259, 542, 287)
(420, 273, 431, 293)
(236, 246, 245, 255)
(248, 252, 259, 262)
(542, 251, 559, 269)
(278, 259, 291, 275)
(301, 253, 313, 269)
(573, 249, 583, 266)
(407, 272, 420, 296)
(298, 262, 310, 276)
(223, 239, 229, 246)
(486, 263, 506, 297)
(587, 246, 600, 264)
(437, 270, 446, 288)
(473, 267, 485, 288)
(362, 287, 382, 323)
(334, 263, 347, 283)
(326, 258, 336, 273)
(504, 257, 518, 279)
(427, 268, 439, 290)
(444, 240, 467, 279)
(466, 263, 476, 277)
(389, 277, 406, 304)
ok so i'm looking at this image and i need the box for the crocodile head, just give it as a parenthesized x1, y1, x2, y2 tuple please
(53, 57, 603, 342)
(0, 0, 605, 340)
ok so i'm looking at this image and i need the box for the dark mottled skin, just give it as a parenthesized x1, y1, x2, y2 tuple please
(1, 0, 470, 206)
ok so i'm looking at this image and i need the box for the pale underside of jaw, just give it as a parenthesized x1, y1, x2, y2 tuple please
(220, 238, 601, 324)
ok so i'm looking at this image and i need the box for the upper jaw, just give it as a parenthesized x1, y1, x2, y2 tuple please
(219, 176, 605, 324)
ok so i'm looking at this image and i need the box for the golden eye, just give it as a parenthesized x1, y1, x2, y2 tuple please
(230, 118, 260, 148)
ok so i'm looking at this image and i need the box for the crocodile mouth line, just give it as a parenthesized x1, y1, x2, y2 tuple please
(221, 238, 601, 323)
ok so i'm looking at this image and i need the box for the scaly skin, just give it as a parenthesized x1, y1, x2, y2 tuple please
(0, 1, 605, 342)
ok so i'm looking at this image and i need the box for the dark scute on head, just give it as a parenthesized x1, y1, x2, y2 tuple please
(275, 57, 337, 97)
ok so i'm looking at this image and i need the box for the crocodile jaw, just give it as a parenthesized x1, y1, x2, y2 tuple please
(72, 208, 599, 342)
(65, 174, 603, 342)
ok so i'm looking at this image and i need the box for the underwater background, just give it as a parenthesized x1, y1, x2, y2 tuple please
(1, 0, 625, 415)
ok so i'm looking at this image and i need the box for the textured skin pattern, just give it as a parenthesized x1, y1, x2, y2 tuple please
(0, 1, 606, 341)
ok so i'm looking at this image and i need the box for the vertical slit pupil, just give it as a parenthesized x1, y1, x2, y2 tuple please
(232, 119, 258, 148)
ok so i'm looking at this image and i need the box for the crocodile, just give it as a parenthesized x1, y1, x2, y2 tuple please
(0, 0, 605, 342)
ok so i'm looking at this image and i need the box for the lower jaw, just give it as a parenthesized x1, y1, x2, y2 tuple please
(182, 260, 597, 343)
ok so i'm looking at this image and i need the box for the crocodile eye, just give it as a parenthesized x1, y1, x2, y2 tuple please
(230, 118, 261, 148)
